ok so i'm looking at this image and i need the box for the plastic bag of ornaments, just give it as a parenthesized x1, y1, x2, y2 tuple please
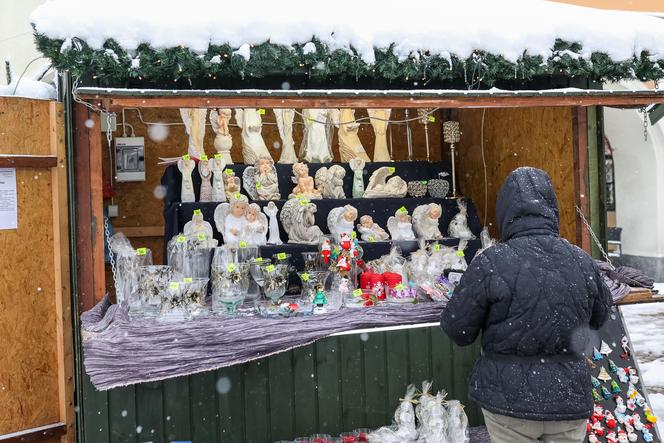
(448, 199, 475, 240)
(415, 381, 469, 443)
(474, 227, 497, 258)
(109, 233, 153, 309)
(368, 385, 419, 442)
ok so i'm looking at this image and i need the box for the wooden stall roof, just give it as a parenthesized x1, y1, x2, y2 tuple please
(78, 86, 664, 109)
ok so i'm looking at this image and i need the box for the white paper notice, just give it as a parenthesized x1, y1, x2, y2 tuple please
(0, 168, 18, 230)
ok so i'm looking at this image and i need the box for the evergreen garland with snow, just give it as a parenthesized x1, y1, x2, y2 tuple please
(33, 32, 664, 88)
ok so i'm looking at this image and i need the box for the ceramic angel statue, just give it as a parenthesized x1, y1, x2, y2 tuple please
(178, 156, 196, 202)
(368, 109, 392, 162)
(315, 165, 346, 199)
(242, 157, 280, 200)
(210, 108, 234, 164)
(234, 109, 272, 164)
(273, 109, 298, 164)
(279, 197, 324, 244)
(387, 207, 417, 240)
(448, 199, 476, 240)
(263, 202, 283, 245)
(289, 162, 322, 199)
(327, 205, 358, 243)
(222, 169, 242, 202)
(301, 109, 333, 163)
(240, 203, 268, 246)
(349, 157, 366, 198)
(210, 155, 227, 202)
(357, 215, 389, 242)
(413, 203, 444, 240)
(184, 210, 214, 240)
(333, 108, 370, 162)
(213, 194, 249, 245)
(180, 108, 207, 158)
(198, 156, 213, 202)
(363, 166, 408, 198)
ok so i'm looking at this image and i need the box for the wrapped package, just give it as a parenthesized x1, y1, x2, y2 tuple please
(446, 400, 469, 443)
(368, 385, 418, 443)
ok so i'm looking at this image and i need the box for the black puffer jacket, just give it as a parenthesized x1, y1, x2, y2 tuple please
(440, 167, 612, 421)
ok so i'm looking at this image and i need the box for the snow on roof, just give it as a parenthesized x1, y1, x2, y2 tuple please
(30, 0, 664, 64)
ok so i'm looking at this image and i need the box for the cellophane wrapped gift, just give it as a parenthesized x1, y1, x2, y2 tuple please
(417, 383, 450, 443)
(368, 385, 419, 442)
(445, 400, 469, 443)
(110, 233, 152, 315)
(474, 226, 497, 258)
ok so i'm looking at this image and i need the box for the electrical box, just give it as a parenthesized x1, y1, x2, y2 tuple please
(115, 137, 146, 182)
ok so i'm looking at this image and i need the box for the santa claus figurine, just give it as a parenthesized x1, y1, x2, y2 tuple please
(336, 255, 351, 273)
(340, 233, 352, 251)
(320, 238, 331, 265)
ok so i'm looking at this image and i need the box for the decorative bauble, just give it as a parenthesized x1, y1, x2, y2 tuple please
(407, 181, 427, 198)
(428, 176, 450, 198)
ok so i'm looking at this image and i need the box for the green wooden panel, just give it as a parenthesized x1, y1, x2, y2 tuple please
(135, 381, 165, 443)
(82, 372, 110, 443)
(362, 332, 388, 429)
(190, 371, 219, 443)
(163, 377, 192, 442)
(267, 351, 295, 440)
(217, 365, 245, 442)
(243, 360, 270, 443)
(384, 329, 410, 423)
(338, 334, 365, 431)
(315, 337, 342, 434)
(108, 384, 137, 443)
(292, 344, 318, 436)
(407, 327, 432, 387)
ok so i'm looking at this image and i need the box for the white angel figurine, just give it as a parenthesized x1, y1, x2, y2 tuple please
(178, 156, 196, 202)
(279, 198, 324, 244)
(315, 165, 346, 199)
(263, 202, 283, 245)
(184, 210, 214, 240)
(273, 109, 298, 164)
(213, 195, 249, 245)
(327, 205, 358, 243)
(357, 215, 390, 242)
(210, 108, 234, 164)
(198, 156, 213, 202)
(289, 162, 322, 199)
(180, 108, 207, 158)
(368, 109, 392, 162)
(448, 199, 476, 240)
(210, 155, 227, 202)
(387, 207, 417, 240)
(222, 169, 242, 202)
(333, 108, 370, 162)
(240, 203, 268, 246)
(349, 157, 366, 198)
(363, 166, 408, 198)
(413, 203, 444, 240)
(234, 109, 272, 164)
(242, 157, 280, 200)
(301, 109, 333, 163)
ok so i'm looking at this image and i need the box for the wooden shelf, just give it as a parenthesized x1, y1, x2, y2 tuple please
(615, 287, 664, 306)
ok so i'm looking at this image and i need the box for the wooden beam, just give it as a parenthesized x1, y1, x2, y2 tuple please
(0, 423, 66, 442)
(114, 225, 164, 238)
(615, 288, 664, 306)
(0, 155, 57, 168)
(573, 106, 591, 252)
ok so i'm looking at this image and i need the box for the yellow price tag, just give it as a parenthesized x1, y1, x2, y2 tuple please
(395, 283, 405, 290)
(224, 168, 234, 176)
(301, 273, 310, 282)
(182, 154, 191, 161)
(254, 257, 263, 263)
(351, 231, 357, 239)
(277, 252, 287, 260)
(234, 193, 242, 200)
(353, 289, 363, 297)
(183, 277, 193, 283)
(306, 117, 313, 125)
(433, 243, 441, 251)
(197, 233, 206, 241)
(299, 198, 310, 206)
(368, 235, 375, 242)
(265, 264, 275, 273)
(176, 235, 187, 243)
(456, 250, 465, 257)
(427, 115, 436, 123)
(389, 166, 395, 173)
(256, 182, 262, 189)
(226, 263, 236, 272)
(169, 282, 180, 290)
(398, 206, 407, 214)
(239, 241, 247, 248)
(136, 247, 147, 256)
(193, 209, 202, 216)
(214, 153, 222, 159)
(258, 108, 266, 115)
(200, 154, 209, 161)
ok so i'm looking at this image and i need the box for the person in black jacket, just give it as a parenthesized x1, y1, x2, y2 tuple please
(440, 167, 612, 443)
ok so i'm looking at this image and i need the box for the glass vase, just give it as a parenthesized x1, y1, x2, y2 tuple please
(261, 263, 289, 304)
(211, 262, 250, 316)
(138, 265, 175, 318)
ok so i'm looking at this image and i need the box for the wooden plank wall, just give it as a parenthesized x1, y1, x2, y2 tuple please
(0, 98, 73, 442)
(81, 326, 481, 443)
(456, 107, 577, 243)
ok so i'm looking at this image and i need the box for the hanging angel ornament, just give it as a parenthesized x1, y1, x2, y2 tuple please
(178, 155, 196, 202)
(279, 197, 324, 244)
(198, 156, 213, 202)
(357, 215, 389, 242)
(368, 108, 392, 162)
(315, 165, 346, 199)
(363, 166, 407, 198)
(263, 202, 283, 245)
(273, 109, 298, 164)
(210, 108, 234, 164)
(388, 207, 417, 240)
(240, 203, 268, 246)
(289, 162, 322, 199)
(327, 205, 358, 243)
(301, 108, 333, 163)
(242, 157, 280, 200)
(448, 199, 476, 240)
(349, 157, 365, 198)
(213, 194, 249, 245)
(179, 108, 207, 158)
(413, 203, 444, 240)
(333, 108, 370, 162)
(234, 109, 272, 164)
(222, 169, 242, 201)
(210, 155, 227, 202)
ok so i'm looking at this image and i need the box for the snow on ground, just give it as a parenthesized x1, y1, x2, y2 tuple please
(621, 286, 664, 437)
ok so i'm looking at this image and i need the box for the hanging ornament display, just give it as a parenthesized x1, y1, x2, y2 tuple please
(608, 359, 619, 373)
(600, 340, 613, 355)
(591, 376, 601, 389)
(597, 366, 612, 382)
(611, 380, 621, 394)
(601, 386, 612, 399)
(593, 347, 603, 361)
(592, 388, 603, 402)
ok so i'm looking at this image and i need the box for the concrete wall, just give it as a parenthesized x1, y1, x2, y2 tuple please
(0, 0, 47, 85)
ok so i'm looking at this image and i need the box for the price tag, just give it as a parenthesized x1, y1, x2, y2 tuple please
(234, 193, 242, 200)
(193, 209, 202, 216)
(224, 168, 234, 176)
(254, 257, 263, 263)
(421, 180, 428, 185)
(266, 264, 275, 273)
(456, 250, 465, 257)
(301, 272, 310, 282)
(197, 233, 206, 241)
(306, 117, 313, 125)
(258, 108, 266, 115)
(433, 243, 441, 251)
(239, 241, 247, 248)
(226, 263, 236, 272)
(214, 153, 222, 159)
(176, 235, 187, 243)
(136, 247, 147, 256)
(353, 289, 363, 297)
(200, 154, 209, 161)
(183, 277, 193, 283)
(368, 235, 375, 243)
(182, 154, 191, 161)
(299, 198, 310, 206)
(427, 115, 436, 123)
(395, 283, 405, 290)
(169, 282, 180, 290)
(398, 206, 407, 214)
(256, 182, 262, 189)
(389, 166, 395, 173)
(351, 231, 357, 239)
(277, 252, 287, 260)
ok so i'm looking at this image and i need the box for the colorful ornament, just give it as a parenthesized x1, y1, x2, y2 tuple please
(611, 380, 621, 394)
(593, 389, 603, 402)
(632, 413, 644, 431)
(615, 397, 626, 414)
(601, 386, 612, 399)
(592, 420, 605, 436)
(588, 434, 599, 443)
(617, 429, 628, 443)
(620, 336, 631, 359)
(320, 238, 331, 265)
(598, 367, 612, 382)
(593, 347, 603, 361)
(606, 431, 618, 443)
(627, 399, 637, 411)
(591, 376, 601, 389)
(628, 368, 639, 385)
(604, 411, 617, 429)
(313, 289, 327, 307)
(644, 408, 657, 424)
(617, 368, 629, 384)
(608, 359, 619, 373)
(600, 341, 613, 355)
(642, 428, 653, 442)
(593, 404, 604, 421)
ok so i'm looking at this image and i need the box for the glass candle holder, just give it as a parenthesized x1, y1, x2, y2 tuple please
(238, 245, 260, 263)
(211, 262, 250, 316)
(301, 251, 322, 272)
(138, 265, 175, 318)
(159, 281, 190, 322)
(183, 246, 213, 279)
(117, 251, 152, 316)
(212, 245, 238, 268)
(261, 263, 289, 304)
(182, 277, 209, 317)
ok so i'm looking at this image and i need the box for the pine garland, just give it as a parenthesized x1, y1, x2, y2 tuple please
(33, 31, 664, 88)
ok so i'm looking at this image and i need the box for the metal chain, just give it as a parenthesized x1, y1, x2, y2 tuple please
(641, 106, 649, 142)
(104, 216, 120, 295)
(575, 205, 613, 268)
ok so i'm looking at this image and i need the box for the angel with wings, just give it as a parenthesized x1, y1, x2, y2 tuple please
(235, 109, 272, 164)
(213, 194, 249, 245)
(357, 215, 389, 242)
(177, 156, 196, 202)
(387, 207, 417, 240)
(332, 108, 371, 162)
(315, 165, 346, 199)
(413, 203, 444, 240)
(301, 108, 333, 163)
(240, 203, 268, 246)
(210, 156, 227, 202)
(210, 108, 234, 164)
(273, 109, 298, 164)
(363, 166, 407, 198)
(222, 169, 242, 202)
(180, 108, 207, 158)
(289, 162, 322, 199)
(242, 157, 280, 200)
(327, 205, 358, 243)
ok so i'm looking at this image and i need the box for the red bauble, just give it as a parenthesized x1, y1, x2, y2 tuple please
(606, 418, 617, 429)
